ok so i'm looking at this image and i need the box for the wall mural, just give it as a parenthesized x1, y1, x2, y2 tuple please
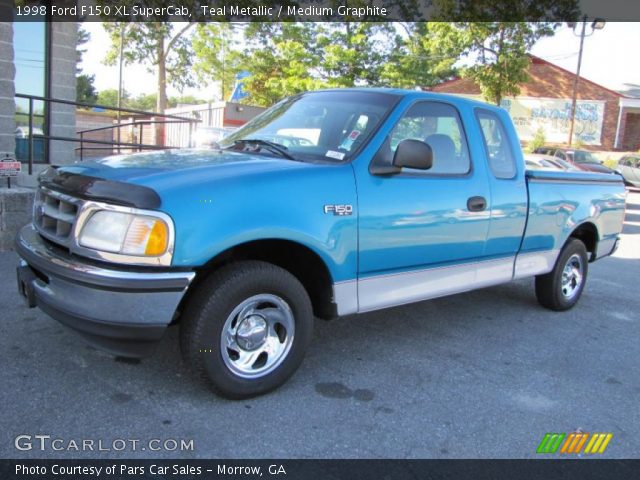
(501, 97, 605, 145)
(459, 94, 605, 145)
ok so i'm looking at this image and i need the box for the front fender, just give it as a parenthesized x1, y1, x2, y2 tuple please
(159, 163, 358, 283)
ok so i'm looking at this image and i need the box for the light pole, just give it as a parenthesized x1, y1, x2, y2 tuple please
(566, 16, 605, 146)
(116, 24, 126, 153)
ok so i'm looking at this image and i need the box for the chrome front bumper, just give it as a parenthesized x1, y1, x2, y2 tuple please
(15, 225, 195, 357)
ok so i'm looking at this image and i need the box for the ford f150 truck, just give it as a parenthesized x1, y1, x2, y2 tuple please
(16, 89, 626, 398)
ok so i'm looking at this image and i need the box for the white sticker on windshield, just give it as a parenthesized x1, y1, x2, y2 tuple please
(326, 150, 345, 160)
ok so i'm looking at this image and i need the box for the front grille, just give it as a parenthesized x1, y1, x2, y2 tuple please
(33, 188, 83, 248)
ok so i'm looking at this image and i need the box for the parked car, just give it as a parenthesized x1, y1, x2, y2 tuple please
(525, 154, 566, 171)
(533, 146, 615, 174)
(16, 89, 626, 399)
(525, 153, 583, 172)
(616, 154, 640, 188)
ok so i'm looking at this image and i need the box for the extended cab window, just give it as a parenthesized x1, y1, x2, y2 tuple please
(388, 102, 470, 174)
(477, 110, 517, 179)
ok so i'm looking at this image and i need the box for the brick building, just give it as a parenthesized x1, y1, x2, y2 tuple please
(429, 55, 640, 151)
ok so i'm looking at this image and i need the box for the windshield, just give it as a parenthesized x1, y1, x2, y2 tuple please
(573, 150, 601, 164)
(220, 91, 399, 162)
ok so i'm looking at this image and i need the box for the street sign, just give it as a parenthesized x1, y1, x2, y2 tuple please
(0, 156, 21, 177)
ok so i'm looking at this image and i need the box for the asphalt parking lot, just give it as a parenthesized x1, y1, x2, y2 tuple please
(1, 191, 639, 460)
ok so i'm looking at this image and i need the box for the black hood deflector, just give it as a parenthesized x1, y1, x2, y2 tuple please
(39, 167, 161, 209)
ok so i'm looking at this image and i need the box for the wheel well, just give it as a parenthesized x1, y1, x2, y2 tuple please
(189, 240, 336, 320)
(569, 222, 598, 260)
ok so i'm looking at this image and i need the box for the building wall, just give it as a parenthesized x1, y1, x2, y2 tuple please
(1, 22, 78, 250)
(0, 22, 15, 160)
(431, 57, 622, 150)
(48, 22, 77, 165)
(621, 112, 640, 150)
(76, 110, 116, 159)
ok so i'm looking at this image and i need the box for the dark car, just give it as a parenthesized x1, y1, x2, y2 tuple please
(533, 147, 615, 174)
(616, 155, 640, 188)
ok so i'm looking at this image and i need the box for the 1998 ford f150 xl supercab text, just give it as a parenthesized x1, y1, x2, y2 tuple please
(16, 90, 626, 398)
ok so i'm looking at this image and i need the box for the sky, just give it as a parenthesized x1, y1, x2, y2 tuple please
(79, 22, 640, 100)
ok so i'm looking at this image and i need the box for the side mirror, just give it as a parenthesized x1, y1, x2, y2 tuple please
(393, 139, 433, 170)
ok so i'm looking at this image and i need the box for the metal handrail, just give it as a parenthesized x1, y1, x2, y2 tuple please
(78, 119, 191, 135)
(14, 93, 200, 173)
(15, 93, 196, 121)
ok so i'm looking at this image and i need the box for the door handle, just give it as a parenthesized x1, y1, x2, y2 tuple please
(467, 196, 487, 212)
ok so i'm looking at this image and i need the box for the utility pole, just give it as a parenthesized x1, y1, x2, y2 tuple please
(567, 17, 605, 146)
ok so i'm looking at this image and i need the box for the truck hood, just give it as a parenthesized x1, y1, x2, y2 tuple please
(56, 149, 315, 187)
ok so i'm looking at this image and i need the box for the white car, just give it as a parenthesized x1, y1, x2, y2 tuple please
(524, 154, 565, 171)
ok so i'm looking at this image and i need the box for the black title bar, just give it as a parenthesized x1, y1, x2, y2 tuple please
(2, 459, 640, 480)
(3, 0, 640, 22)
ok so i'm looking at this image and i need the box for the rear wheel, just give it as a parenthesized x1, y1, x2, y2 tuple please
(180, 261, 313, 399)
(535, 238, 589, 311)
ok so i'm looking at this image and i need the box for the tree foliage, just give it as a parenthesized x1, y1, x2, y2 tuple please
(380, 22, 458, 88)
(192, 23, 244, 101)
(76, 25, 97, 104)
(96, 88, 127, 108)
(77, 74, 98, 105)
(241, 23, 326, 105)
(425, 22, 558, 105)
(94, 89, 205, 112)
(103, 22, 195, 112)
(192, 22, 458, 107)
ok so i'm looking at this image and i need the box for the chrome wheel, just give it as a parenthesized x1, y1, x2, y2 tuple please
(220, 294, 295, 379)
(561, 253, 583, 300)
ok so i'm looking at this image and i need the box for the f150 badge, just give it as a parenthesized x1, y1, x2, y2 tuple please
(324, 204, 353, 216)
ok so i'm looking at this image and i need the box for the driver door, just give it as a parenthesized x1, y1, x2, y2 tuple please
(356, 101, 492, 312)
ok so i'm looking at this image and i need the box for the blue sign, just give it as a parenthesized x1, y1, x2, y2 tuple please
(229, 71, 250, 102)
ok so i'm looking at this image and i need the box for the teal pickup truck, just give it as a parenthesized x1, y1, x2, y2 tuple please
(16, 89, 626, 398)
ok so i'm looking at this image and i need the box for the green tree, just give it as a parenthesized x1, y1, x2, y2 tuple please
(194, 23, 326, 107)
(426, 22, 558, 105)
(103, 22, 195, 113)
(76, 24, 90, 74)
(97, 89, 128, 108)
(76, 25, 97, 104)
(77, 74, 98, 105)
(526, 126, 546, 153)
(318, 22, 396, 87)
(128, 93, 157, 112)
(240, 23, 327, 106)
(380, 23, 458, 88)
(192, 23, 244, 101)
(169, 95, 206, 107)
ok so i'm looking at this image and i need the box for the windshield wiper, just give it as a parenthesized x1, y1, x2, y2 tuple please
(230, 139, 295, 160)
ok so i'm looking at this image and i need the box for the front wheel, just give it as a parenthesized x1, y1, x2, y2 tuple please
(180, 261, 313, 399)
(535, 238, 589, 311)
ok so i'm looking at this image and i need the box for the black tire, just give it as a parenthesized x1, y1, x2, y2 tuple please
(535, 238, 589, 311)
(180, 261, 313, 399)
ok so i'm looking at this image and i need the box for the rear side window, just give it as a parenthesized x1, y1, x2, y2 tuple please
(476, 110, 516, 179)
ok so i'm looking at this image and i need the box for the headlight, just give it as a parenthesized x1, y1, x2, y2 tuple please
(79, 211, 170, 257)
